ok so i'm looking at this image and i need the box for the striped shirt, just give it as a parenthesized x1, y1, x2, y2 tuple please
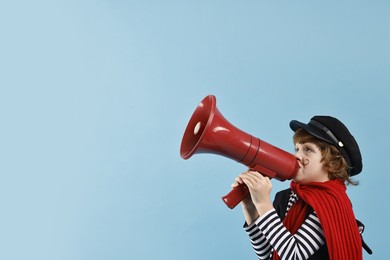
(244, 191, 326, 260)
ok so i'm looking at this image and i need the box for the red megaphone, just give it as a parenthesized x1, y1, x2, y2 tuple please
(180, 95, 299, 209)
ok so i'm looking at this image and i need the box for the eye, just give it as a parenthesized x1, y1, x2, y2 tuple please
(303, 145, 312, 153)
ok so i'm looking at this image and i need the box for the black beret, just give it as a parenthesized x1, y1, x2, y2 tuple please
(289, 116, 363, 176)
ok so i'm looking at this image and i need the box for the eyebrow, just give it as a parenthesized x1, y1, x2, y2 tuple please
(295, 143, 317, 149)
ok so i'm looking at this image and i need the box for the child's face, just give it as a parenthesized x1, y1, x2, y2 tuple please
(293, 142, 329, 184)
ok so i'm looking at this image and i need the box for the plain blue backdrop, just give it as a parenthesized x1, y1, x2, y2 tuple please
(0, 0, 388, 259)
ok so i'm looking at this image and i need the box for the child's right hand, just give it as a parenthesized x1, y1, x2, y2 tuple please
(231, 172, 256, 210)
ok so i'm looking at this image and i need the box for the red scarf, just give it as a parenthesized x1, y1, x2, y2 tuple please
(273, 179, 362, 260)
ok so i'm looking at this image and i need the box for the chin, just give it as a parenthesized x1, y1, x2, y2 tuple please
(293, 177, 310, 185)
(292, 178, 302, 184)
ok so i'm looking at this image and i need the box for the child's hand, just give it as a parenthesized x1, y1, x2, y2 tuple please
(240, 170, 273, 216)
(231, 173, 256, 210)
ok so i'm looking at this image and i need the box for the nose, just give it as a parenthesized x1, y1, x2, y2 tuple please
(294, 149, 303, 163)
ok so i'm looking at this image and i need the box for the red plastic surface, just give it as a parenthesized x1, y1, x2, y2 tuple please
(180, 95, 299, 209)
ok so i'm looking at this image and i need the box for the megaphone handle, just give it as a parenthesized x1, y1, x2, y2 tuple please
(221, 184, 250, 209)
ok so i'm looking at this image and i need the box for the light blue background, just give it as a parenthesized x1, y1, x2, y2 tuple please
(1, 1, 388, 259)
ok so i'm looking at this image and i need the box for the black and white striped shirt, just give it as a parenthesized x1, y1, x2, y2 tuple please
(244, 191, 326, 260)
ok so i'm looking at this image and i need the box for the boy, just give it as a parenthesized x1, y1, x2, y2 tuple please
(232, 116, 371, 259)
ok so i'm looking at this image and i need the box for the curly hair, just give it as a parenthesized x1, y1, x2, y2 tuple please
(293, 128, 358, 185)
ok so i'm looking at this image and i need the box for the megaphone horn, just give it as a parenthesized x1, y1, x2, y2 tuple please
(180, 95, 299, 209)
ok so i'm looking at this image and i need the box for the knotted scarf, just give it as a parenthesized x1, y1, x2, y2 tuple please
(273, 179, 362, 260)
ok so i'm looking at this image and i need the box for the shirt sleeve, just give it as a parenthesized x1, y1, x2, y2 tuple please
(255, 208, 325, 260)
(244, 212, 273, 260)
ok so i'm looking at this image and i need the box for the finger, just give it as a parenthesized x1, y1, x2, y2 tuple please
(247, 171, 271, 182)
(244, 172, 271, 190)
(240, 174, 257, 189)
(231, 175, 245, 187)
(246, 171, 264, 182)
(231, 178, 241, 187)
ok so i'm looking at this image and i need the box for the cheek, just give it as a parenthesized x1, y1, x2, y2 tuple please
(303, 158, 323, 173)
